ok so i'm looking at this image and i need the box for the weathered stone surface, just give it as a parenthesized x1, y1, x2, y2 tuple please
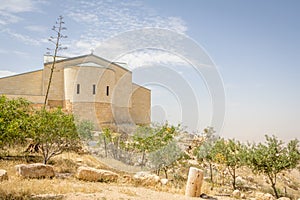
(187, 159, 199, 166)
(255, 192, 276, 200)
(0, 169, 8, 181)
(278, 198, 290, 200)
(185, 167, 203, 197)
(263, 193, 276, 200)
(76, 166, 118, 182)
(232, 189, 241, 198)
(15, 163, 55, 178)
(31, 194, 64, 200)
(160, 178, 168, 185)
(236, 176, 247, 186)
(241, 193, 246, 199)
(133, 171, 160, 186)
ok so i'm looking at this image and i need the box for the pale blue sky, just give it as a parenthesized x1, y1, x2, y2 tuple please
(0, 0, 299, 141)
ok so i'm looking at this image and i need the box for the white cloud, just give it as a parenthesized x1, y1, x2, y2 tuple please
(1, 28, 44, 45)
(0, 48, 6, 54)
(0, 48, 29, 58)
(118, 50, 188, 69)
(0, 11, 20, 25)
(25, 25, 48, 33)
(12, 50, 29, 57)
(0, 0, 38, 26)
(64, 0, 189, 67)
(0, 0, 36, 13)
(67, 12, 99, 23)
(166, 17, 187, 33)
(0, 70, 16, 78)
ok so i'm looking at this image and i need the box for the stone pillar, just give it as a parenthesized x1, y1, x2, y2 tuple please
(185, 167, 203, 197)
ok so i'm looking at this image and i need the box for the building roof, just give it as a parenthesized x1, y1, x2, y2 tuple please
(0, 69, 43, 79)
(44, 54, 130, 72)
(76, 62, 102, 67)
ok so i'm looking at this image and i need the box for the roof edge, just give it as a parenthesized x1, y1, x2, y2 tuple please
(0, 69, 43, 79)
(133, 83, 151, 91)
(44, 54, 131, 72)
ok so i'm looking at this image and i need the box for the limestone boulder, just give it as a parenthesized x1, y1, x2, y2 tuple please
(255, 192, 276, 200)
(160, 178, 168, 185)
(232, 189, 241, 198)
(241, 193, 246, 199)
(76, 166, 118, 182)
(15, 163, 55, 178)
(262, 193, 276, 200)
(236, 176, 247, 186)
(133, 171, 160, 186)
(31, 194, 64, 199)
(0, 169, 8, 181)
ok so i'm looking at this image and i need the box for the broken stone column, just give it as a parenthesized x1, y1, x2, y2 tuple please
(185, 167, 203, 197)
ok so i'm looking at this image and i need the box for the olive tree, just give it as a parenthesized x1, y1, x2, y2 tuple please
(213, 139, 246, 190)
(194, 127, 219, 187)
(29, 108, 80, 164)
(76, 119, 94, 142)
(128, 123, 179, 167)
(246, 135, 300, 198)
(0, 95, 31, 148)
(148, 141, 182, 178)
(98, 127, 122, 159)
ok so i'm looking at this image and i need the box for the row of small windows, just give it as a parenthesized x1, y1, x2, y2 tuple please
(76, 84, 109, 96)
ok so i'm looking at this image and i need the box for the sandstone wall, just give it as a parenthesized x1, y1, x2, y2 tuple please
(72, 102, 114, 129)
(130, 84, 151, 125)
(0, 70, 43, 96)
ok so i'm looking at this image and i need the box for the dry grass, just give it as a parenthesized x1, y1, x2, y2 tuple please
(0, 151, 189, 199)
(1, 151, 300, 200)
(0, 153, 118, 199)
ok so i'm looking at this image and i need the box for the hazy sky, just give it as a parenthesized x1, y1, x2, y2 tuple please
(0, 0, 299, 142)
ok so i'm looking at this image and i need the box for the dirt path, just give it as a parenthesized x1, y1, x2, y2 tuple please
(64, 185, 234, 200)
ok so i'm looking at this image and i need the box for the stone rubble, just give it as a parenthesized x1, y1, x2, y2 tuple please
(15, 163, 55, 178)
(0, 169, 8, 181)
(76, 166, 118, 182)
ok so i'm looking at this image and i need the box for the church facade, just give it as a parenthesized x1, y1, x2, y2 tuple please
(0, 54, 151, 129)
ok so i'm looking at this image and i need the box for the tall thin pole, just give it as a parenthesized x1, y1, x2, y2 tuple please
(44, 16, 67, 108)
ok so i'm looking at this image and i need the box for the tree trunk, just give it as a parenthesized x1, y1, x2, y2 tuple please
(141, 151, 146, 168)
(209, 162, 214, 190)
(232, 167, 236, 190)
(271, 183, 279, 198)
(228, 166, 236, 190)
(156, 169, 160, 176)
(270, 179, 279, 198)
(163, 167, 168, 179)
(104, 137, 107, 157)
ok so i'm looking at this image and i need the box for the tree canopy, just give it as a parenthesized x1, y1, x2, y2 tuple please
(0, 95, 31, 148)
(246, 135, 300, 198)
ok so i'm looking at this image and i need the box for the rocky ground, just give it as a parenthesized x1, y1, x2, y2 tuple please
(0, 151, 300, 200)
(61, 186, 234, 200)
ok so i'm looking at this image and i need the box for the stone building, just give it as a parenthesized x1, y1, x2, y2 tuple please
(0, 54, 151, 129)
